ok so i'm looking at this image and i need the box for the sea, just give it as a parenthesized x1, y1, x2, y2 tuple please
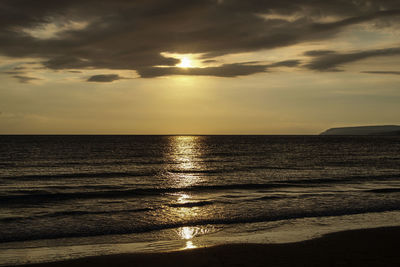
(1, 135, 400, 265)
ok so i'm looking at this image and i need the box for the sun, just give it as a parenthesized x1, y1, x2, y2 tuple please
(177, 57, 194, 68)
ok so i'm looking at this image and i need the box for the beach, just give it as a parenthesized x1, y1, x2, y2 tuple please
(19, 226, 399, 267)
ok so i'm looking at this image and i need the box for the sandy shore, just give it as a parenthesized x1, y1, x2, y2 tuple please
(17, 226, 400, 267)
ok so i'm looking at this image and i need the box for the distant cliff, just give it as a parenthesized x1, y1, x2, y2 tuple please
(320, 125, 400, 135)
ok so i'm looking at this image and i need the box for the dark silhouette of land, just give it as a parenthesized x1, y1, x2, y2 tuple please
(20, 227, 400, 267)
(320, 125, 400, 135)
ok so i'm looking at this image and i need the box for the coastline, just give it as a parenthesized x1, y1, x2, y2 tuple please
(15, 226, 400, 267)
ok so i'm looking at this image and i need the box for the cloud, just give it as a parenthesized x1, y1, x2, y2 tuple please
(361, 71, 400, 75)
(87, 74, 123, 82)
(304, 50, 335, 57)
(268, 60, 300, 68)
(12, 75, 40, 83)
(138, 60, 300, 78)
(305, 47, 400, 71)
(138, 63, 267, 78)
(0, 1, 400, 77)
(4, 71, 23, 75)
(310, 9, 400, 31)
(202, 59, 218, 64)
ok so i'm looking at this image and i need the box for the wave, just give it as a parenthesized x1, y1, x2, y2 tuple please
(168, 201, 214, 208)
(254, 195, 288, 201)
(2, 174, 399, 204)
(2, 168, 398, 184)
(166, 165, 301, 174)
(367, 188, 400, 193)
(282, 174, 400, 185)
(1, 166, 299, 180)
(0, 208, 153, 223)
(0, 159, 169, 168)
(1, 205, 399, 243)
(0, 183, 290, 204)
(0, 200, 218, 223)
(1, 170, 160, 180)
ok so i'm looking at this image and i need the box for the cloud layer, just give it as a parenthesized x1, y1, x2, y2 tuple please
(361, 71, 400, 75)
(12, 75, 40, 83)
(138, 60, 300, 78)
(87, 74, 123, 82)
(1, 0, 400, 78)
(305, 47, 400, 71)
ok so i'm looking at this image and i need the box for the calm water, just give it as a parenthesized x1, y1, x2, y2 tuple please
(1, 135, 400, 265)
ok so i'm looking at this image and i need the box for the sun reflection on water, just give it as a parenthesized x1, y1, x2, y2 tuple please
(176, 226, 199, 249)
(177, 193, 190, 203)
(181, 226, 195, 239)
(166, 136, 211, 250)
(174, 225, 218, 250)
(167, 136, 204, 188)
(185, 240, 196, 249)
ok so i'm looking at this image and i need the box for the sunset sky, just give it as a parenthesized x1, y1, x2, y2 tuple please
(0, 0, 399, 134)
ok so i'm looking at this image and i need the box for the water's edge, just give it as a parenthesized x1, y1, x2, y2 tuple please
(1, 211, 399, 266)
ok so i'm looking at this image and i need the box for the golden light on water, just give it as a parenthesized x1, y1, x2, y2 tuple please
(177, 226, 199, 249)
(177, 193, 190, 203)
(181, 226, 195, 239)
(184, 240, 196, 249)
(175, 225, 216, 250)
(167, 136, 204, 188)
(166, 136, 213, 250)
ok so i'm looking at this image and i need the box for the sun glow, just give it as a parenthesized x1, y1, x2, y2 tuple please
(177, 57, 194, 68)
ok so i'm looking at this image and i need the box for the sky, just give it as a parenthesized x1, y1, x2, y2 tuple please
(0, 0, 399, 134)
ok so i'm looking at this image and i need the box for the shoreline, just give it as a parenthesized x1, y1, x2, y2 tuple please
(13, 226, 400, 267)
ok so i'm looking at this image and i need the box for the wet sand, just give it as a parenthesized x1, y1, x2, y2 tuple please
(19, 226, 400, 267)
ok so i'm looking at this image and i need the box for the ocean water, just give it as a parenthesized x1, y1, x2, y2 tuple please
(1, 135, 400, 265)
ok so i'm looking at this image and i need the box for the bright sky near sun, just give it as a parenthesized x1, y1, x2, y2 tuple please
(177, 57, 194, 68)
(0, 0, 399, 134)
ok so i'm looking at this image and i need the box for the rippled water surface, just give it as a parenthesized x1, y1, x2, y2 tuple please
(1, 135, 399, 264)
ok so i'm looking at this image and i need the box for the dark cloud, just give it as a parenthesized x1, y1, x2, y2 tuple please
(304, 50, 336, 57)
(12, 75, 40, 83)
(0, 0, 400, 77)
(362, 71, 400, 75)
(305, 47, 400, 71)
(311, 9, 400, 31)
(202, 59, 218, 64)
(138, 64, 267, 78)
(4, 71, 24, 75)
(268, 60, 300, 68)
(87, 74, 123, 82)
